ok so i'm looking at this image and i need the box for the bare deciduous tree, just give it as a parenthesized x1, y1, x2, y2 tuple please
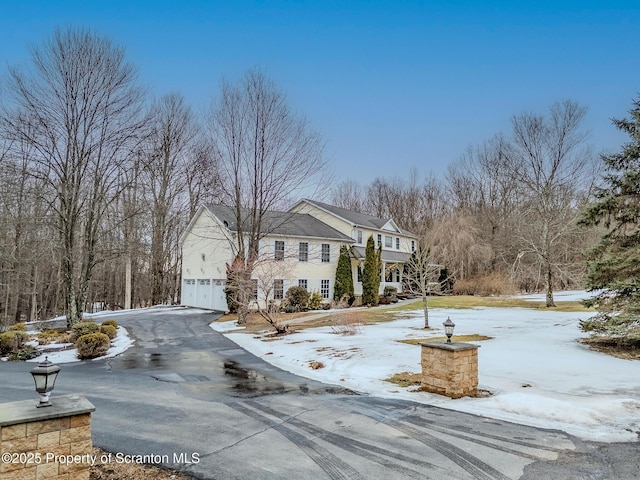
(366, 171, 433, 234)
(1, 28, 146, 326)
(143, 93, 199, 305)
(251, 259, 293, 334)
(207, 69, 326, 323)
(506, 100, 596, 306)
(403, 244, 442, 328)
(330, 180, 367, 213)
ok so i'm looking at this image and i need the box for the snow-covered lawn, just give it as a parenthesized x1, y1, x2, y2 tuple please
(212, 294, 640, 443)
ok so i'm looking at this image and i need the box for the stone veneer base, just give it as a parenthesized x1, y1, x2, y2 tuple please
(420, 341, 479, 399)
(0, 394, 95, 480)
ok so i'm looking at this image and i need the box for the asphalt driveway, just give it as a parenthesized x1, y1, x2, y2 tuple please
(1, 307, 638, 479)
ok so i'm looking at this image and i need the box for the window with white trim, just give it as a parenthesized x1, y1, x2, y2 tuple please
(298, 279, 308, 290)
(411, 240, 415, 252)
(377, 234, 382, 247)
(320, 279, 330, 299)
(385, 268, 393, 282)
(357, 230, 363, 243)
(299, 242, 308, 262)
(385, 235, 392, 248)
(251, 279, 258, 299)
(321, 244, 330, 263)
(275, 240, 284, 261)
(274, 279, 284, 300)
(396, 238, 400, 250)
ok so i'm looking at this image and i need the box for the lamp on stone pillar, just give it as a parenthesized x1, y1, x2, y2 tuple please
(30, 356, 61, 407)
(443, 317, 455, 343)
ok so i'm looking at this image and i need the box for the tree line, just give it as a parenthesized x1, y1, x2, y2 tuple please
(0, 27, 636, 337)
(0, 29, 217, 327)
(330, 100, 601, 307)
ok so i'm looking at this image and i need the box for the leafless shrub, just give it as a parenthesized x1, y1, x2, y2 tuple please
(452, 272, 516, 296)
(331, 312, 362, 335)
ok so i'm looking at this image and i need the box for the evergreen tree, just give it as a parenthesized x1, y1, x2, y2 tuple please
(334, 245, 354, 302)
(362, 235, 379, 306)
(579, 96, 640, 346)
(375, 244, 383, 300)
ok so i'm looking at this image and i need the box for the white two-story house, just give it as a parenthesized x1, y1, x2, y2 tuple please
(290, 199, 418, 298)
(180, 200, 417, 311)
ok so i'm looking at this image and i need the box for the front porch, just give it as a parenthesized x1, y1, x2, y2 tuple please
(350, 246, 409, 301)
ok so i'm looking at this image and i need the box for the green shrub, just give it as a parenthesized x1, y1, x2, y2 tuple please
(71, 321, 99, 340)
(0, 332, 19, 355)
(100, 324, 117, 339)
(8, 322, 27, 332)
(0, 331, 29, 355)
(285, 286, 310, 310)
(334, 245, 354, 302)
(383, 286, 397, 297)
(37, 329, 70, 345)
(8, 346, 39, 361)
(308, 292, 323, 310)
(75, 333, 111, 359)
(101, 319, 118, 328)
(362, 236, 380, 306)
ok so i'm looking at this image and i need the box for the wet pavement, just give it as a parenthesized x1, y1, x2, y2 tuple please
(1, 307, 639, 479)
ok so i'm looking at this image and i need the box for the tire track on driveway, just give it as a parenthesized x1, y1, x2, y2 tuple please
(245, 400, 446, 480)
(345, 402, 512, 480)
(228, 401, 367, 480)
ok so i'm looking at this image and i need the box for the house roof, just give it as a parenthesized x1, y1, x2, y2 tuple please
(351, 246, 411, 264)
(206, 204, 354, 242)
(298, 199, 417, 237)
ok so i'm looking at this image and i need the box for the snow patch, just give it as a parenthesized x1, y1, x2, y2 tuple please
(215, 300, 640, 442)
(27, 326, 134, 364)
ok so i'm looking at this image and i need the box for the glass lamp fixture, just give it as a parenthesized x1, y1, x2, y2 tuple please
(30, 356, 61, 407)
(443, 317, 455, 343)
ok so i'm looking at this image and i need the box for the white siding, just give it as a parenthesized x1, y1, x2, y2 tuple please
(181, 208, 235, 310)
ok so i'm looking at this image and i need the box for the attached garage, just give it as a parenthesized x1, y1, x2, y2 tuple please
(182, 278, 228, 312)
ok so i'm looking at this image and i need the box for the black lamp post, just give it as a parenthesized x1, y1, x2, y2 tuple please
(30, 356, 61, 407)
(443, 317, 455, 343)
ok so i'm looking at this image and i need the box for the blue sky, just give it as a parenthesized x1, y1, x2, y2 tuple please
(1, 1, 639, 184)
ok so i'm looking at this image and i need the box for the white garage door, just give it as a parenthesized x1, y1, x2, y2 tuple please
(182, 279, 196, 306)
(211, 279, 227, 311)
(183, 278, 227, 312)
(196, 279, 211, 307)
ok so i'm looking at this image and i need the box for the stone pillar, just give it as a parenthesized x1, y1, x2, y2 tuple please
(420, 341, 479, 398)
(0, 394, 95, 480)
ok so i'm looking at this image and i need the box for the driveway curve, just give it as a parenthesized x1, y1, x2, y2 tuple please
(1, 307, 638, 479)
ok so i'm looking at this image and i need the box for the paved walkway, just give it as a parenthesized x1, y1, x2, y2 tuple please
(1, 308, 638, 479)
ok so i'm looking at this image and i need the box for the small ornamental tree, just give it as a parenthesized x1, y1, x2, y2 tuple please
(334, 245, 354, 303)
(403, 244, 442, 328)
(362, 235, 379, 306)
(579, 96, 640, 347)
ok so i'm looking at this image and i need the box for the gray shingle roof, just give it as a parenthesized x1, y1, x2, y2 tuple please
(206, 204, 354, 242)
(302, 199, 389, 229)
(301, 199, 417, 237)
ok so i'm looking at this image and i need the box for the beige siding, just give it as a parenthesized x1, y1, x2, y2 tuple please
(290, 202, 353, 237)
(292, 201, 415, 253)
(182, 202, 418, 309)
(253, 236, 348, 302)
(181, 209, 235, 281)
